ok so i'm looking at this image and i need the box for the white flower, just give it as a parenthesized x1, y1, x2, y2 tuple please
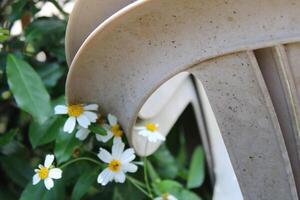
(75, 126, 91, 141)
(134, 123, 165, 143)
(154, 193, 178, 200)
(54, 103, 98, 133)
(96, 114, 123, 144)
(97, 142, 138, 186)
(32, 154, 62, 190)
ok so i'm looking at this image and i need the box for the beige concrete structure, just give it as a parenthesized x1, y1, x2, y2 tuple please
(66, 0, 300, 199)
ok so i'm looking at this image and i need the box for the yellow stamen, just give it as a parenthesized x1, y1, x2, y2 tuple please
(108, 159, 121, 172)
(68, 104, 84, 117)
(146, 123, 158, 132)
(38, 166, 49, 180)
(162, 193, 169, 200)
(111, 124, 123, 137)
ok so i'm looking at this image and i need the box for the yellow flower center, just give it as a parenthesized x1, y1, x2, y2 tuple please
(108, 159, 121, 172)
(146, 123, 158, 132)
(38, 166, 49, 180)
(68, 104, 84, 117)
(111, 124, 123, 137)
(162, 193, 169, 200)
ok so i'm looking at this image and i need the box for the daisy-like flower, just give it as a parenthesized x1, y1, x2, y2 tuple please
(97, 141, 138, 186)
(96, 114, 123, 144)
(32, 154, 62, 190)
(134, 123, 165, 143)
(154, 193, 178, 200)
(54, 103, 98, 133)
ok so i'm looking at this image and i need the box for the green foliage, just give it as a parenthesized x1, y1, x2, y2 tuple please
(0, 28, 9, 42)
(187, 146, 205, 189)
(154, 180, 202, 200)
(6, 54, 52, 123)
(20, 180, 65, 200)
(54, 131, 80, 164)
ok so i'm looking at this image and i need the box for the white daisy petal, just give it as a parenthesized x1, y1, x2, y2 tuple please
(75, 127, 90, 141)
(113, 136, 122, 144)
(169, 194, 178, 200)
(134, 126, 146, 131)
(122, 163, 138, 173)
(138, 130, 150, 137)
(63, 117, 76, 133)
(44, 154, 54, 168)
(84, 104, 98, 111)
(120, 148, 136, 163)
(96, 131, 113, 143)
(97, 168, 114, 186)
(98, 148, 113, 163)
(49, 168, 62, 179)
(77, 114, 91, 128)
(112, 142, 125, 159)
(108, 114, 117, 125)
(114, 171, 126, 183)
(54, 105, 68, 114)
(32, 174, 41, 185)
(44, 178, 54, 190)
(83, 111, 98, 123)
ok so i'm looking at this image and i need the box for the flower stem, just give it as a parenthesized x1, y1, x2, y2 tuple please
(59, 157, 103, 169)
(144, 157, 153, 198)
(127, 175, 152, 199)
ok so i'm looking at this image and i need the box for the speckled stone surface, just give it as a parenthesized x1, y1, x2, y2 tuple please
(66, 0, 300, 198)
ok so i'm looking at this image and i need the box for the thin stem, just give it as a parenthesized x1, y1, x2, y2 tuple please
(144, 157, 153, 198)
(59, 157, 102, 169)
(127, 175, 152, 199)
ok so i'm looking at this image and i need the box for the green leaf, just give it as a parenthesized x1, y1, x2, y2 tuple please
(54, 131, 80, 164)
(6, 54, 52, 124)
(0, 153, 32, 187)
(113, 181, 145, 200)
(0, 129, 17, 147)
(20, 180, 65, 200)
(71, 165, 99, 200)
(154, 180, 202, 200)
(150, 144, 178, 179)
(89, 123, 107, 136)
(187, 146, 205, 189)
(0, 28, 9, 42)
(29, 116, 65, 148)
(36, 63, 65, 88)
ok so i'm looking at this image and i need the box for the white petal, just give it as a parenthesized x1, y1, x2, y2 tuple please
(114, 171, 126, 183)
(108, 114, 117, 125)
(63, 117, 76, 133)
(75, 127, 90, 141)
(122, 163, 138, 173)
(113, 136, 122, 144)
(44, 178, 54, 190)
(96, 131, 113, 143)
(32, 174, 41, 185)
(49, 168, 62, 179)
(112, 142, 125, 159)
(134, 126, 146, 131)
(120, 148, 136, 163)
(97, 168, 114, 186)
(44, 154, 54, 168)
(169, 194, 178, 200)
(98, 148, 113, 163)
(84, 104, 98, 111)
(54, 105, 68, 114)
(77, 114, 91, 128)
(83, 111, 98, 123)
